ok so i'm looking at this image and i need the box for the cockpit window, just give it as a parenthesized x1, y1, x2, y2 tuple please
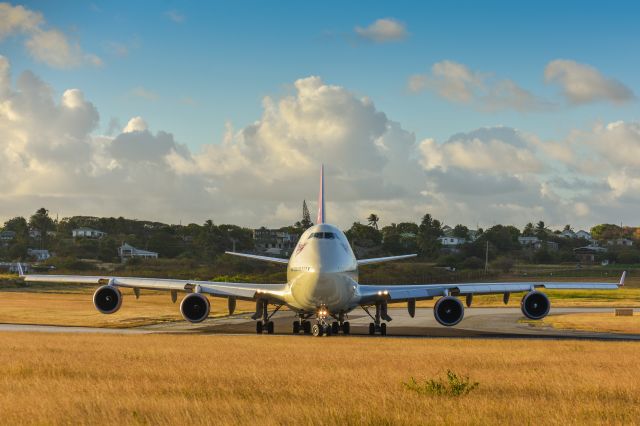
(307, 232, 336, 239)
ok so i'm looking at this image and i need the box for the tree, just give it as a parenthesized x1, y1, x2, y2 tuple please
(367, 213, 380, 230)
(301, 200, 313, 229)
(452, 225, 469, 239)
(535, 221, 548, 239)
(345, 222, 382, 247)
(29, 208, 55, 248)
(417, 213, 443, 257)
(590, 224, 623, 241)
(3, 216, 29, 239)
(563, 224, 573, 232)
(522, 222, 534, 237)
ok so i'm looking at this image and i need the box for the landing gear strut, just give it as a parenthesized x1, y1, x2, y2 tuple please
(292, 313, 312, 335)
(254, 299, 281, 334)
(362, 302, 389, 336)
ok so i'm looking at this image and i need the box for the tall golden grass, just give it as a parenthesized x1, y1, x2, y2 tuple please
(542, 313, 640, 334)
(0, 333, 638, 425)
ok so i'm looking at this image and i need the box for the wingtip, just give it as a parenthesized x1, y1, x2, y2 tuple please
(620, 271, 627, 287)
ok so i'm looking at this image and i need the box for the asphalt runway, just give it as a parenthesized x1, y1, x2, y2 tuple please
(1, 307, 638, 340)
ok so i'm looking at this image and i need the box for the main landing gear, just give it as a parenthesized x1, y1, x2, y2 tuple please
(362, 301, 391, 336)
(293, 308, 351, 337)
(254, 299, 282, 334)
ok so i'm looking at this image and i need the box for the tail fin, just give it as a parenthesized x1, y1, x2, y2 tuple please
(317, 164, 325, 224)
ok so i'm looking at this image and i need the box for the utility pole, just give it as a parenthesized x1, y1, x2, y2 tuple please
(484, 241, 489, 273)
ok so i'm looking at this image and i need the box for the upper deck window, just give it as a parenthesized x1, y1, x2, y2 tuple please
(308, 232, 336, 239)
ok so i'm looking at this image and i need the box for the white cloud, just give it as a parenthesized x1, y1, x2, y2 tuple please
(544, 59, 635, 105)
(410, 60, 547, 112)
(0, 3, 100, 69)
(2, 56, 640, 230)
(355, 18, 407, 43)
(123, 116, 148, 133)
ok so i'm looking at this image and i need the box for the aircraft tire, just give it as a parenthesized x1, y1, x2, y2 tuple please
(293, 321, 300, 334)
(368, 323, 375, 335)
(267, 321, 275, 334)
(380, 323, 387, 336)
(342, 321, 350, 335)
(256, 321, 263, 334)
(312, 324, 322, 337)
(303, 321, 311, 334)
(331, 321, 340, 335)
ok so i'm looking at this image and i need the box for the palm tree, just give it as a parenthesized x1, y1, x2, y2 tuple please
(367, 213, 380, 230)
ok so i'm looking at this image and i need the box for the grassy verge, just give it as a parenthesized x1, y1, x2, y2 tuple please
(538, 313, 640, 334)
(0, 291, 255, 328)
(0, 334, 638, 424)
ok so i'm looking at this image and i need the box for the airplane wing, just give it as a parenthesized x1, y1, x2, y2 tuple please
(224, 251, 289, 264)
(357, 254, 417, 266)
(22, 272, 289, 302)
(358, 271, 626, 304)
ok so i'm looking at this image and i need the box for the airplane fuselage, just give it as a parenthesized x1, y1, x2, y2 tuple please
(285, 224, 360, 313)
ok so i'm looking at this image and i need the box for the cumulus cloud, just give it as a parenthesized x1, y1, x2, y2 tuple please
(544, 59, 635, 105)
(355, 18, 407, 43)
(0, 3, 100, 68)
(2, 55, 640, 230)
(409, 60, 547, 112)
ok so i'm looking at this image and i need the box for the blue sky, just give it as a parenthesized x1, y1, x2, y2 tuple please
(6, 0, 639, 148)
(1, 1, 639, 228)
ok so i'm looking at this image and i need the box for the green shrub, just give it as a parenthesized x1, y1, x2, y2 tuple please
(403, 370, 479, 397)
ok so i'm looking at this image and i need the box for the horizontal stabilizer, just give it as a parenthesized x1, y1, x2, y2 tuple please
(357, 254, 417, 266)
(224, 251, 289, 264)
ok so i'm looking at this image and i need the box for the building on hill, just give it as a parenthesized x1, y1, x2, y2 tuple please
(0, 231, 16, 241)
(575, 230, 592, 240)
(518, 236, 558, 251)
(118, 243, 158, 262)
(437, 236, 466, 247)
(27, 249, 51, 261)
(72, 228, 107, 239)
(253, 228, 298, 257)
(560, 229, 577, 238)
(607, 238, 634, 247)
(574, 244, 608, 263)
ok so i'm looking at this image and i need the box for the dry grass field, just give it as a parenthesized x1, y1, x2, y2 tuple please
(0, 290, 255, 327)
(541, 313, 640, 334)
(0, 333, 639, 425)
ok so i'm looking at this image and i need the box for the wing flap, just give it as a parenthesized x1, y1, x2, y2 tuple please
(23, 274, 288, 302)
(359, 273, 624, 303)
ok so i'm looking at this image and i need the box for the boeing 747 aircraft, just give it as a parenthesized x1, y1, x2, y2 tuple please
(19, 166, 625, 336)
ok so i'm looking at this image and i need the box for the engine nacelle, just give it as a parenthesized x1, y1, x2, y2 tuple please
(433, 296, 464, 326)
(93, 285, 122, 314)
(521, 291, 550, 320)
(180, 293, 210, 323)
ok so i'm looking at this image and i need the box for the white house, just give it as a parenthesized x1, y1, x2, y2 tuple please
(437, 236, 466, 247)
(118, 243, 158, 261)
(518, 236, 539, 246)
(27, 248, 51, 261)
(72, 228, 107, 239)
(575, 230, 592, 240)
(607, 238, 634, 247)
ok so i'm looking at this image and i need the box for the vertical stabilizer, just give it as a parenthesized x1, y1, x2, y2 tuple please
(317, 164, 325, 224)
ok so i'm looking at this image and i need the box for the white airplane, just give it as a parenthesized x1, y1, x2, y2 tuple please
(19, 166, 625, 337)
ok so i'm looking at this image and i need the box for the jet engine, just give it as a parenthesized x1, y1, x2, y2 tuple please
(93, 285, 122, 314)
(520, 291, 550, 320)
(433, 296, 464, 326)
(180, 293, 210, 323)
